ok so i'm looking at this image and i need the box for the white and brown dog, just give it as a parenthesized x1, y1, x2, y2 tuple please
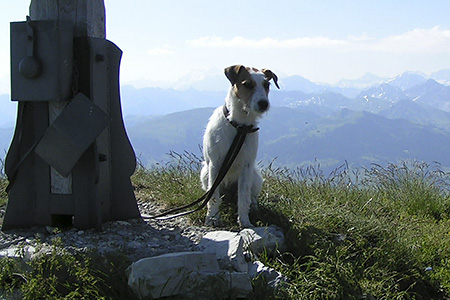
(200, 65, 279, 227)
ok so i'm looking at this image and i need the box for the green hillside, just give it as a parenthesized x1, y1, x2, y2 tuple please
(269, 109, 450, 169)
(126, 106, 450, 172)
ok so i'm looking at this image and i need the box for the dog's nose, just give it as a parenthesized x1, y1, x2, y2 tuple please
(258, 99, 269, 111)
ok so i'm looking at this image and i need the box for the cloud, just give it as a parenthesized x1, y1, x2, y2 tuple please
(375, 26, 450, 53)
(188, 27, 450, 54)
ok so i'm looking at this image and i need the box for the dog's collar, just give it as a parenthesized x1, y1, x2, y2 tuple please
(222, 105, 259, 133)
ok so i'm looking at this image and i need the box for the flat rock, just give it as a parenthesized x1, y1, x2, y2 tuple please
(240, 225, 285, 255)
(127, 251, 220, 299)
(196, 231, 247, 272)
(248, 260, 287, 289)
(126, 251, 252, 299)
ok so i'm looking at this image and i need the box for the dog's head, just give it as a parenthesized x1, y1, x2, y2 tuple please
(225, 65, 279, 114)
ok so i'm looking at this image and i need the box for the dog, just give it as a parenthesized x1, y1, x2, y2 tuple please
(200, 65, 279, 227)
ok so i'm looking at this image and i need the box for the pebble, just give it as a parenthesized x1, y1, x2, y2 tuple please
(0, 200, 214, 262)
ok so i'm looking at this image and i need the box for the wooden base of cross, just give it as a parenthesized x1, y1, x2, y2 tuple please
(2, 0, 141, 230)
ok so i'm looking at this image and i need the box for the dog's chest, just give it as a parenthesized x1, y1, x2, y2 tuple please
(203, 107, 259, 179)
(219, 127, 258, 178)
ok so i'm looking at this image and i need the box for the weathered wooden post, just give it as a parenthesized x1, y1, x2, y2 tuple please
(3, 0, 141, 230)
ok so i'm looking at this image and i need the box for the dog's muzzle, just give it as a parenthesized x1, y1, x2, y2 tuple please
(257, 99, 269, 112)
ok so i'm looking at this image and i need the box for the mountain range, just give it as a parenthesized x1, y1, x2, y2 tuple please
(119, 69, 450, 116)
(126, 100, 450, 172)
(1, 69, 450, 173)
(121, 70, 450, 172)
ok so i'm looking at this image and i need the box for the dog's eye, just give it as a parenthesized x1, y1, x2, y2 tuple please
(241, 80, 255, 90)
(263, 81, 270, 90)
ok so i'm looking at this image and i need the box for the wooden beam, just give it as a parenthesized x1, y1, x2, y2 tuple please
(30, 0, 105, 38)
(29, 0, 106, 194)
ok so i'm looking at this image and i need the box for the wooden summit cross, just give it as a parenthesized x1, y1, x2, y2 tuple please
(2, 0, 141, 230)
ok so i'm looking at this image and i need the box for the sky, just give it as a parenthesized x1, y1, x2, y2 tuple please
(1, 0, 450, 94)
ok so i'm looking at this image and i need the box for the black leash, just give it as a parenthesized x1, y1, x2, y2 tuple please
(146, 105, 259, 220)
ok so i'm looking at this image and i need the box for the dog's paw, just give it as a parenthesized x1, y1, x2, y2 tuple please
(250, 202, 259, 210)
(205, 215, 222, 227)
(238, 216, 254, 228)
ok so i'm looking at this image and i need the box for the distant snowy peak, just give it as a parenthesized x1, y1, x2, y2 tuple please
(405, 79, 450, 111)
(430, 69, 450, 86)
(173, 67, 229, 91)
(122, 69, 450, 94)
(279, 75, 326, 93)
(385, 71, 427, 91)
(287, 70, 450, 92)
(336, 72, 387, 89)
(357, 83, 406, 102)
(407, 79, 448, 96)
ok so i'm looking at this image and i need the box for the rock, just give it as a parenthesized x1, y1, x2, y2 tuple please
(0, 200, 214, 263)
(240, 225, 285, 255)
(248, 260, 278, 281)
(228, 271, 253, 298)
(0, 200, 284, 299)
(126, 251, 252, 299)
(127, 252, 218, 299)
(0, 246, 34, 261)
(248, 260, 287, 289)
(0, 244, 59, 274)
(0, 246, 34, 271)
(126, 251, 220, 299)
(196, 231, 247, 272)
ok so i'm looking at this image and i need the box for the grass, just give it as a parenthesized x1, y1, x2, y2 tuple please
(0, 238, 134, 299)
(254, 161, 450, 299)
(132, 151, 207, 224)
(133, 156, 450, 299)
(1, 155, 450, 299)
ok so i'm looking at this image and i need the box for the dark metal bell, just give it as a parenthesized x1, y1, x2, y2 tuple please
(19, 56, 42, 79)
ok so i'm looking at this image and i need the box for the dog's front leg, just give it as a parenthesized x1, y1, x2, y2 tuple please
(238, 163, 254, 228)
(205, 163, 222, 226)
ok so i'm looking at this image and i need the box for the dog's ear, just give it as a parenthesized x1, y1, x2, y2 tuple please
(225, 65, 246, 85)
(262, 69, 280, 89)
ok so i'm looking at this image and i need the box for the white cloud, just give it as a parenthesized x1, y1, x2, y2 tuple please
(374, 26, 450, 54)
(188, 27, 450, 54)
